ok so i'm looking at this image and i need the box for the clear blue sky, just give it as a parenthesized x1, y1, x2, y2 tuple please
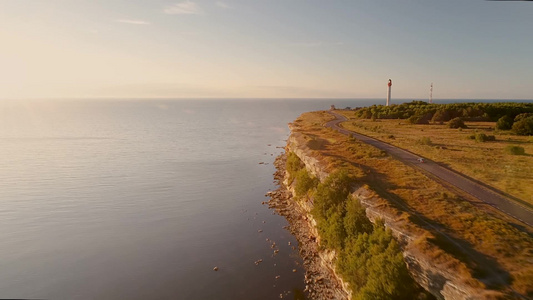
(1, 0, 531, 99)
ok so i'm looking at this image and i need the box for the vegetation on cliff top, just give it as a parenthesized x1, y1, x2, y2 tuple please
(287, 161, 422, 299)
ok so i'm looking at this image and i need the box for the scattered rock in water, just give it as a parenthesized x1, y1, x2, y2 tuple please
(275, 275, 281, 279)
(262, 220, 266, 223)
(258, 229, 263, 233)
(293, 269, 297, 273)
(288, 241, 291, 245)
(259, 162, 265, 164)
(213, 267, 219, 271)
(254, 259, 263, 265)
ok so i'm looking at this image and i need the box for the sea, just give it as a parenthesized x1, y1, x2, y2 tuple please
(0, 98, 530, 300)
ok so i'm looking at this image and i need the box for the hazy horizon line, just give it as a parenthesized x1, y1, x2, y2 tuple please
(2, 97, 533, 102)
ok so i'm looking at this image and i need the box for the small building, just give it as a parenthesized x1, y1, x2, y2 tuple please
(330, 105, 336, 111)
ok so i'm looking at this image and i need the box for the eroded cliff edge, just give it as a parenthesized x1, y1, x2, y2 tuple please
(269, 127, 508, 300)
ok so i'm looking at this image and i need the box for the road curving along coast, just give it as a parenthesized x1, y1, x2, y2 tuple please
(326, 111, 533, 228)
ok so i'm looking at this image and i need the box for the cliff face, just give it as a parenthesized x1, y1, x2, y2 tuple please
(284, 130, 492, 300)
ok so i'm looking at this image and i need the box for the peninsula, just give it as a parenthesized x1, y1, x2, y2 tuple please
(269, 101, 533, 300)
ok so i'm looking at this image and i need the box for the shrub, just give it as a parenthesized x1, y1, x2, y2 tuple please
(448, 117, 467, 129)
(475, 133, 495, 142)
(294, 168, 319, 197)
(407, 113, 432, 125)
(496, 115, 513, 130)
(286, 152, 304, 179)
(417, 137, 433, 145)
(506, 145, 525, 155)
(512, 116, 533, 136)
(431, 110, 451, 123)
(475, 133, 487, 142)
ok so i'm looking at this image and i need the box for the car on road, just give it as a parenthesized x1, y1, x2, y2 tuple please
(417, 158, 425, 163)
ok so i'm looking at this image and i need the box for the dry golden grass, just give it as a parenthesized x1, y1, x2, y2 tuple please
(292, 111, 533, 297)
(337, 111, 533, 206)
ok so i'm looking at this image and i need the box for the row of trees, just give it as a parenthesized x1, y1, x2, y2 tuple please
(286, 155, 421, 299)
(352, 101, 533, 135)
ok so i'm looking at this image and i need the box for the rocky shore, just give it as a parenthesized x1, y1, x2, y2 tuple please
(267, 153, 350, 300)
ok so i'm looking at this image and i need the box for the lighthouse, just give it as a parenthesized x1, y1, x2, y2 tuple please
(386, 79, 392, 106)
(429, 83, 433, 104)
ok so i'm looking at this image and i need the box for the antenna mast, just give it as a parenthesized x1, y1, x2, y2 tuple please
(429, 83, 433, 104)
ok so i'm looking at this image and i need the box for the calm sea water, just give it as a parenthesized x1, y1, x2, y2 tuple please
(0, 98, 530, 299)
(0, 99, 364, 300)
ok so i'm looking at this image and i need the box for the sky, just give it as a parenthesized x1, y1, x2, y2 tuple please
(1, 0, 532, 100)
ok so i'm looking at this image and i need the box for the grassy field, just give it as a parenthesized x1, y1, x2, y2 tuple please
(290, 111, 533, 297)
(336, 110, 533, 206)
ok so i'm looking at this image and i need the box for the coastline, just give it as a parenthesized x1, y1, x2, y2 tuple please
(271, 108, 533, 299)
(268, 153, 350, 300)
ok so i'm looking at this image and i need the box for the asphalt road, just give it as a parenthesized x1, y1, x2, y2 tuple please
(326, 111, 533, 227)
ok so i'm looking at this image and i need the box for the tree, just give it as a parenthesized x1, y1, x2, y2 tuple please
(344, 196, 373, 239)
(512, 116, 533, 136)
(312, 169, 352, 221)
(294, 169, 319, 197)
(496, 115, 513, 130)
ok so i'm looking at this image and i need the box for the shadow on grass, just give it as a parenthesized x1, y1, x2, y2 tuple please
(303, 134, 330, 150)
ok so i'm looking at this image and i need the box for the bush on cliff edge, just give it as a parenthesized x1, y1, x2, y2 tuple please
(308, 171, 418, 299)
(294, 168, 319, 197)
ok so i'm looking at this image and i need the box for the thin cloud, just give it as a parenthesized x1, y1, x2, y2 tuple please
(164, 1, 203, 15)
(116, 19, 150, 25)
(288, 41, 347, 47)
(288, 42, 323, 48)
(216, 1, 230, 8)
